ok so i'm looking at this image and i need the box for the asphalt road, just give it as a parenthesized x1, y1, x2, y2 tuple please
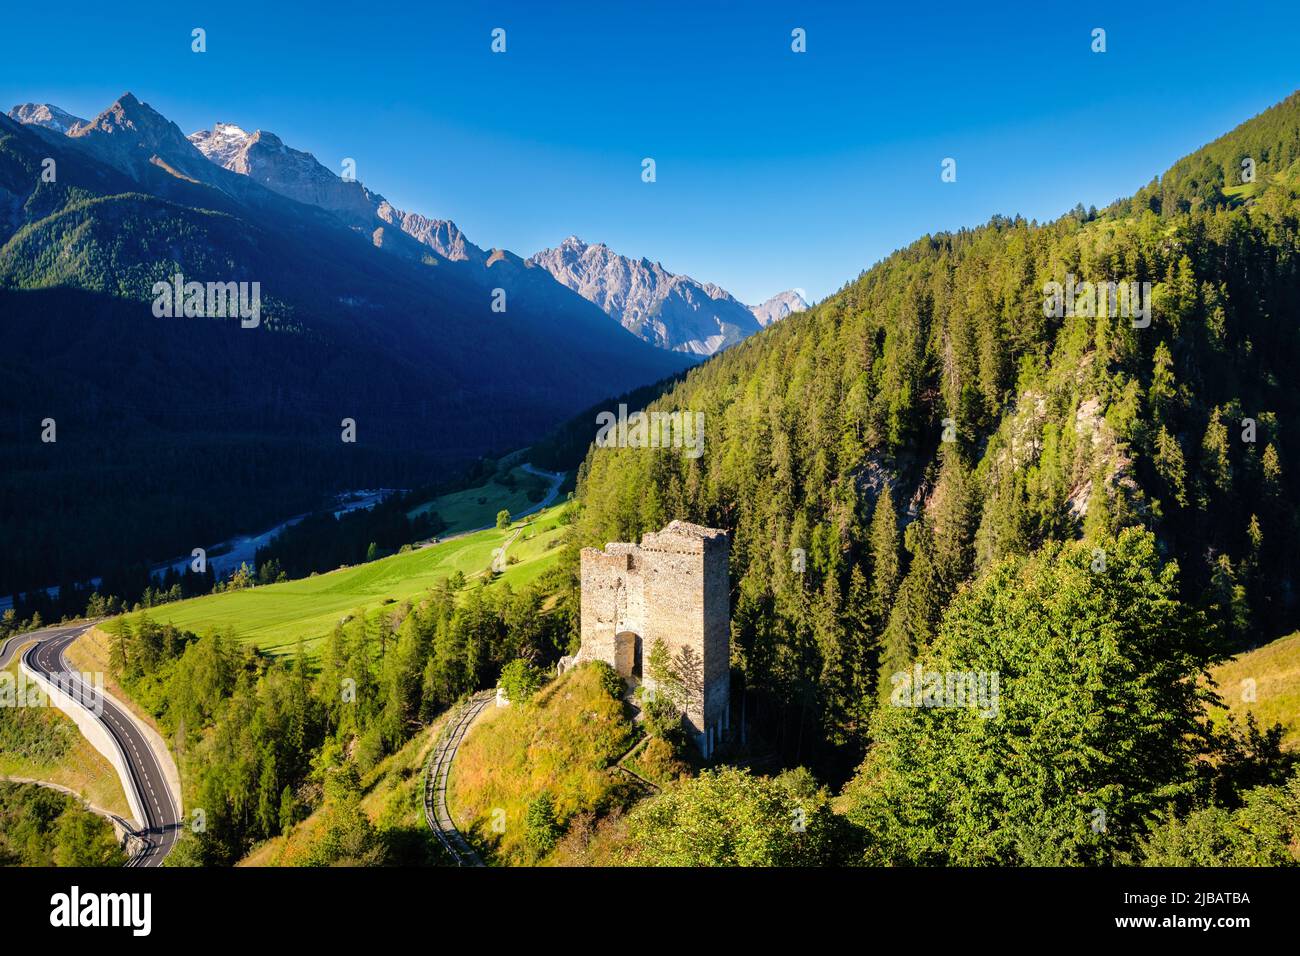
(10, 622, 181, 866)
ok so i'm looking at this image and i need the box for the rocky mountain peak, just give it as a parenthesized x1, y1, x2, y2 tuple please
(7, 103, 87, 134)
(528, 239, 763, 355)
(87, 92, 162, 132)
(63, 93, 216, 184)
(750, 289, 809, 327)
(189, 122, 252, 167)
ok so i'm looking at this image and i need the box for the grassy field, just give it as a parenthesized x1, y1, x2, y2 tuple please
(114, 504, 570, 659)
(408, 464, 553, 535)
(0, 650, 132, 817)
(1209, 631, 1300, 750)
(449, 664, 639, 865)
(1223, 157, 1300, 205)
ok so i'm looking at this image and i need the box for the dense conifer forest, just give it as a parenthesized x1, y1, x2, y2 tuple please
(563, 93, 1300, 848)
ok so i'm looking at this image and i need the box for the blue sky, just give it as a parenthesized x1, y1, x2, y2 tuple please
(3, 1, 1299, 304)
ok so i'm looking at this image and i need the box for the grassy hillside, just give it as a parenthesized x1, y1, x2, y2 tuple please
(0, 650, 131, 817)
(1210, 631, 1300, 750)
(240, 710, 451, 866)
(407, 464, 553, 534)
(114, 504, 568, 658)
(449, 663, 639, 865)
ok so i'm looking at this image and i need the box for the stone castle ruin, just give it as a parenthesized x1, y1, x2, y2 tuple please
(565, 520, 731, 757)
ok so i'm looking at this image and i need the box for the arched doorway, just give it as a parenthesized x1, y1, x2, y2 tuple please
(613, 631, 641, 681)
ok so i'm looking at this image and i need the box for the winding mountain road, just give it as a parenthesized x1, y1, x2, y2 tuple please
(518, 464, 566, 515)
(5, 622, 181, 867)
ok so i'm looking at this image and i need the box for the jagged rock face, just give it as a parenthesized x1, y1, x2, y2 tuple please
(383, 206, 486, 265)
(190, 124, 377, 226)
(188, 122, 483, 266)
(187, 122, 250, 168)
(8, 103, 87, 133)
(528, 236, 765, 355)
(67, 93, 216, 183)
(750, 289, 808, 327)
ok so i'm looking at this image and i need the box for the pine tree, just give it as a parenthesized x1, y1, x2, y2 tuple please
(1154, 425, 1189, 507)
(278, 785, 298, 834)
(932, 448, 978, 592)
(877, 519, 939, 694)
(867, 486, 901, 626)
(1262, 444, 1282, 497)
(1201, 408, 1232, 494)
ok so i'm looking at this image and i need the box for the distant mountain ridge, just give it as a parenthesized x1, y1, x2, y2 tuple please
(8, 94, 807, 364)
(528, 236, 807, 355)
(7, 103, 86, 134)
(6, 93, 700, 370)
(0, 91, 692, 596)
(184, 118, 802, 355)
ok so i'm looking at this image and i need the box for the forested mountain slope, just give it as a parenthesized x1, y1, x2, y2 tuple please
(0, 96, 691, 599)
(570, 90, 1300, 769)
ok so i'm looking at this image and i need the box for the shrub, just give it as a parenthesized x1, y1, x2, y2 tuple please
(641, 689, 687, 748)
(589, 660, 625, 702)
(499, 658, 545, 704)
(626, 766, 849, 866)
(525, 792, 561, 854)
(1137, 773, 1300, 866)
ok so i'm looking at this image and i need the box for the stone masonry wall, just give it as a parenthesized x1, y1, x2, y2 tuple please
(575, 521, 729, 753)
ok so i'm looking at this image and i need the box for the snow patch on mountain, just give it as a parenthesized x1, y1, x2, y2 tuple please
(188, 122, 251, 167)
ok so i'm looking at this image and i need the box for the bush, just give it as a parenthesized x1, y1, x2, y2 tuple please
(499, 659, 545, 704)
(625, 766, 849, 866)
(589, 660, 625, 702)
(641, 688, 687, 748)
(1137, 773, 1300, 866)
(525, 792, 562, 854)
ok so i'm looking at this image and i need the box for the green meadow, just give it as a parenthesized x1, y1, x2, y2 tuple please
(407, 464, 553, 534)
(1222, 156, 1300, 205)
(1209, 630, 1300, 750)
(117, 505, 569, 658)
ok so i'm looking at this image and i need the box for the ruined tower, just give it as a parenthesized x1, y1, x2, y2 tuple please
(568, 520, 730, 756)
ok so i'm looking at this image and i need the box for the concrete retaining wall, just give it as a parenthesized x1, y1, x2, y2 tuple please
(18, 658, 147, 829)
(82, 627, 182, 819)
